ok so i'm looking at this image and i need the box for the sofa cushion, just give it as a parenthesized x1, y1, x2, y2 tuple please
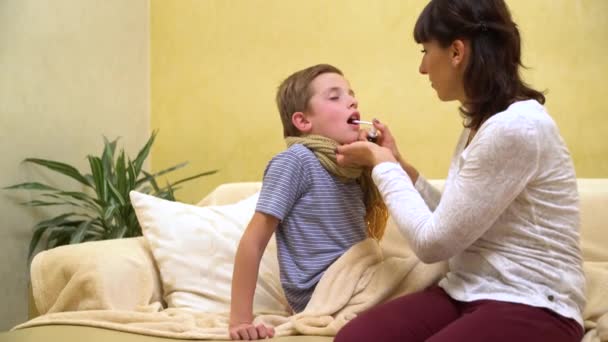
(130, 190, 290, 315)
(6, 325, 333, 342)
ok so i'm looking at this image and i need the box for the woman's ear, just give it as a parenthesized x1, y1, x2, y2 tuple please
(451, 39, 468, 67)
(292, 112, 312, 133)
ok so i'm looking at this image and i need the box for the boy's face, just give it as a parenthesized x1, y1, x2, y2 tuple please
(301, 72, 361, 144)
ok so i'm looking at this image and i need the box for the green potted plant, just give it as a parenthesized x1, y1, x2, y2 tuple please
(5, 131, 217, 258)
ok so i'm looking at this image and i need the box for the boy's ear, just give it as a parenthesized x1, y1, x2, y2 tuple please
(292, 112, 312, 133)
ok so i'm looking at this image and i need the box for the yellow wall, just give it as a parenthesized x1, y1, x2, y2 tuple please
(0, 0, 149, 329)
(151, 0, 608, 203)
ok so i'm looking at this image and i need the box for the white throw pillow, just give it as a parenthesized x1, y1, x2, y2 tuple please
(129, 191, 290, 315)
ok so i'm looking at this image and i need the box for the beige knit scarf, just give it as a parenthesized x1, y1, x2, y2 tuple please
(285, 134, 388, 240)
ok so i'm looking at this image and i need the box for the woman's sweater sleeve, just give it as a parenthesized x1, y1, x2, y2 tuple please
(372, 118, 540, 263)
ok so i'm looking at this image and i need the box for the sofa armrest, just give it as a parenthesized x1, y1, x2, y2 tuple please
(28, 283, 39, 319)
(30, 237, 162, 316)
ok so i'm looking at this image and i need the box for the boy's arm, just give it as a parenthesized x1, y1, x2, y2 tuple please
(229, 211, 279, 339)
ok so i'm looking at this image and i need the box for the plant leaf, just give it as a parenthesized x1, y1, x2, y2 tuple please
(159, 181, 176, 201)
(29, 217, 84, 258)
(20, 200, 68, 207)
(141, 170, 160, 193)
(34, 213, 80, 229)
(101, 136, 119, 174)
(83, 230, 103, 242)
(91, 221, 109, 236)
(24, 158, 91, 187)
(107, 181, 127, 206)
(47, 226, 76, 249)
(126, 211, 141, 236)
(103, 203, 119, 222)
(70, 220, 94, 244)
(134, 162, 188, 187)
(50, 191, 100, 210)
(87, 155, 107, 203)
(115, 150, 127, 197)
(85, 234, 104, 242)
(166, 184, 176, 201)
(4, 182, 59, 191)
(29, 225, 49, 259)
(84, 174, 95, 186)
(40, 194, 86, 208)
(137, 185, 152, 194)
(171, 169, 218, 187)
(133, 130, 157, 177)
(127, 158, 137, 190)
(110, 224, 128, 239)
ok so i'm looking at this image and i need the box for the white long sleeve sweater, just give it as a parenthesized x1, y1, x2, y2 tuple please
(372, 100, 585, 327)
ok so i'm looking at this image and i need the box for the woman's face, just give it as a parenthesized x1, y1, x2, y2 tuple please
(418, 39, 467, 103)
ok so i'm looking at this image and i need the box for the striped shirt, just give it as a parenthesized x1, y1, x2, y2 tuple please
(256, 144, 367, 312)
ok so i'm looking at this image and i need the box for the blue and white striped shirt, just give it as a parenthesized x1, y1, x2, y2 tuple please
(256, 144, 367, 312)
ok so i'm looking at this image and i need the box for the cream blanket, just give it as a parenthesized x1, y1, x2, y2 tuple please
(14, 237, 608, 341)
(14, 238, 446, 339)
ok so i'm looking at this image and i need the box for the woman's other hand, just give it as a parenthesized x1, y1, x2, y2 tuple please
(336, 141, 396, 167)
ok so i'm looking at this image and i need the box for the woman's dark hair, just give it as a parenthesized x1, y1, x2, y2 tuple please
(413, 0, 545, 130)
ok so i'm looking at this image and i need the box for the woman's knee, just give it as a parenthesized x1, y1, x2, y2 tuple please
(334, 319, 371, 342)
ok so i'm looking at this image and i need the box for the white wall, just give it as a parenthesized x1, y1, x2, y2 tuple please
(0, 0, 150, 330)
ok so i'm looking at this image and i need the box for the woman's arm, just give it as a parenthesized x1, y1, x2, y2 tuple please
(412, 175, 442, 211)
(337, 120, 442, 209)
(373, 119, 539, 263)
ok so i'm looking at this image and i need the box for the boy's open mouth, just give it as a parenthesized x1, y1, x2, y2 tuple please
(347, 112, 361, 124)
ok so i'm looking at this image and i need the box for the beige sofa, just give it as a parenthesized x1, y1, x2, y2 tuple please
(3, 179, 608, 342)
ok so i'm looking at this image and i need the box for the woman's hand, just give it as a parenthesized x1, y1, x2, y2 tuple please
(342, 118, 420, 182)
(371, 119, 403, 162)
(336, 141, 396, 168)
(337, 118, 401, 168)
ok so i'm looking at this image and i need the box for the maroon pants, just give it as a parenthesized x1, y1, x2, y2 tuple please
(335, 285, 583, 342)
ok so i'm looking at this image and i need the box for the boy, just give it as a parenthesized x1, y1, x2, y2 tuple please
(229, 64, 387, 340)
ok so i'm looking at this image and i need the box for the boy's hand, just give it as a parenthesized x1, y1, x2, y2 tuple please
(229, 322, 275, 340)
(229, 213, 278, 340)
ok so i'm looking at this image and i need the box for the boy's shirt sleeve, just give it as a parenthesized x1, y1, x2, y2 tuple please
(256, 148, 310, 221)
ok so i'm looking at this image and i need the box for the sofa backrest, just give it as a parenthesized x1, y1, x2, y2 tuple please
(199, 179, 608, 262)
(198, 182, 262, 207)
(578, 179, 608, 262)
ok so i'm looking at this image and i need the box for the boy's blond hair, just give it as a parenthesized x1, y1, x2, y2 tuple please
(276, 64, 343, 138)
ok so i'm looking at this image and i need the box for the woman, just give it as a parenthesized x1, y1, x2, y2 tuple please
(334, 0, 585, 341)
